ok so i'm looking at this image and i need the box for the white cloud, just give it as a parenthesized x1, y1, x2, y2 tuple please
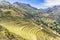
(45, 0, 60, 6)
(39, 0, 60, 9)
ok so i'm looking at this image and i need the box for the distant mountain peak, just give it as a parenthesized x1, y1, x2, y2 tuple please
(13, 2, 38, 10)
(13, 2, 31, 7)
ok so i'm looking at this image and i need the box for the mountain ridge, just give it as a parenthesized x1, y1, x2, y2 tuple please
(0, 1, 60, 40)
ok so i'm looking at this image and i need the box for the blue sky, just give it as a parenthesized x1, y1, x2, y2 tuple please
(6, 0, 44, 4)
(6, 0, 45, 8)
(1, 0, 60, 9)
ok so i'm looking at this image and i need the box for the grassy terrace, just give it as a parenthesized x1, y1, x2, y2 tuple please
(0, 8, 60, 40)
(0, 20, 60, 40)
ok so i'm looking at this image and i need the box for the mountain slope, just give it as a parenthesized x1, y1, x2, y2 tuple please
(0, 25, 25, 40)
(13, 2, 40, 15)
(0, 1, 60, 40)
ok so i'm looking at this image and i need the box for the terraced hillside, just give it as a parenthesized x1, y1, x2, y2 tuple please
(0, 25, 25, 40)
(0, 1, 60, 40)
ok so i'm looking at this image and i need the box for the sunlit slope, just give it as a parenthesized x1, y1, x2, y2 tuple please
(0, 19, 60, 40)
(1, 18, 59, 40)
(0, 25, 25, 40)
(0, 20, 39, 40)
(0, 8, 60, 40)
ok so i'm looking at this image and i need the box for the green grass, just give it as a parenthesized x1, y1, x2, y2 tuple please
(0, 20, 60, 40)
(0, 8, 60, 40)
